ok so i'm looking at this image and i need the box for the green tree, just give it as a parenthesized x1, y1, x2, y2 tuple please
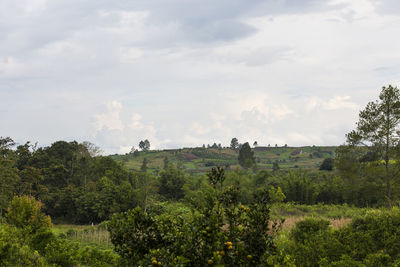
(238, 142, 256, 169)
(345, 85, 400, 206)
(159, 166, 185, 200)
(230, 138, 239, 150)
(0, 159, 20, 216)
(320, 158, 334, 171)
(139, 140, 150, 151)
(0, 137, 15, 154)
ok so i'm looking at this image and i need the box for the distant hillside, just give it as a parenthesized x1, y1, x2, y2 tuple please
(109, 146, 336, 175)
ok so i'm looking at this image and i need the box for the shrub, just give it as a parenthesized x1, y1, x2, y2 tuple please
(108, 167, 279, 266)
(6, 195, 52, 235)
(44, 239, 80, 267)
(289, 218, 345, 266)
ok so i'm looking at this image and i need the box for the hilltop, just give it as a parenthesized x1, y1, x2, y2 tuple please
(109, 145, 336, 174)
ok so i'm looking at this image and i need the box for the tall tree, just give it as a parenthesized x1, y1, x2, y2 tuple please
(230, 138, 239, 150)
(139, 140, 150, 151)
(345, 85, 400, 206)
(238, 142, 256, 169)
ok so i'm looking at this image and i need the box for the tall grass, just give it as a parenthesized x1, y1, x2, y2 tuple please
(53, 223, 112, 249)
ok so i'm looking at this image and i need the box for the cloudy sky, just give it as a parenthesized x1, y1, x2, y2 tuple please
(1, 0, 400, 154)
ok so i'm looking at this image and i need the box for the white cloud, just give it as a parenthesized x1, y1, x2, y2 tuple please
(93, 101, 124, 133)
(306, 96, 359, 111)
(92, 101, 161, 154)
(119, 47, 143, 62)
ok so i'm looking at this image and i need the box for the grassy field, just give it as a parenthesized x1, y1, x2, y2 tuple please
(110, 146, 337, 174)
(53, 223, 112, 250)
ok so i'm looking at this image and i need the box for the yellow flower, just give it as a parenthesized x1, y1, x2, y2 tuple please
(208, 259, 214, 265)
(247, 255, 253, 260)
(227, 245, 233, 250)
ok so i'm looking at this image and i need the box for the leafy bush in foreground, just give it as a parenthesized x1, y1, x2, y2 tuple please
(108, 167, 280, 266)
(0, 195, 121, 266)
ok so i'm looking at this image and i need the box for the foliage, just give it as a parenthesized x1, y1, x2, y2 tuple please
(1, 195, 122, 266)
(6, 195, 52, 235)
(275, 207, 400, 266)
(345, 85, 400, 206)
(230, 137, 239, 150)
(320, 158, 334, 171)
(139, 139, 151, 151)
(108, 167, 279, 266)
(238, 142, 256, 169)
(0, 157, 20, 216)
(158, 165, 186, 200)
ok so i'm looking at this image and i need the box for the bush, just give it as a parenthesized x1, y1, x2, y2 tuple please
(279, 208, 400, 266)
(44, 239, 80, 267)
(6, 195, 52, 235)
(108, 167, 279, 266)
(288, 218, 345, 266)
(0, 224, 48, 266)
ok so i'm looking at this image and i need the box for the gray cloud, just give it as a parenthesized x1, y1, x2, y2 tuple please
(1, 0, 400, 153)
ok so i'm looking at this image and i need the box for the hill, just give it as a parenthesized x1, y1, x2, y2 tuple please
(109, 145, 336, 174)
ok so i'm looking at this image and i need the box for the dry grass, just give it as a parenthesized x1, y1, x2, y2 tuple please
(272, 216, 352, 231)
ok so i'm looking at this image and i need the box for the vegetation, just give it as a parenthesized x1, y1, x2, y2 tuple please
(238, 142, 256, 169)
(345, 85, 400, 206)
(0, 195, 121, 266)
(3, 85, 400, 265)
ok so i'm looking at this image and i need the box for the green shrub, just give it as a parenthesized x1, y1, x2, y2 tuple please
(0, 224, 48, 266)
(289, 218, 345, 266)
(290, 217, 330, 244)
(6, 195, 52, 235)
(78, 246, 122, 266)
(44, 239, 80, 267)
(108, 167, 279, 266)
(337, 208, 400, 261)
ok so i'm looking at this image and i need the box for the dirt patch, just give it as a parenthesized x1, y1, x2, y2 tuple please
(182, 153, 199, 161)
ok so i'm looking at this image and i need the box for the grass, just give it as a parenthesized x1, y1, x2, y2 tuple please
(53, 224, 112, 250)
(270, 203, 374, 220)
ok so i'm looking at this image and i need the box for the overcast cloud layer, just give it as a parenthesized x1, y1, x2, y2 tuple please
(1, 0, 400, 154)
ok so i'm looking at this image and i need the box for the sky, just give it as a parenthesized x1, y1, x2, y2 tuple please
(1, 0, 400, 154)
